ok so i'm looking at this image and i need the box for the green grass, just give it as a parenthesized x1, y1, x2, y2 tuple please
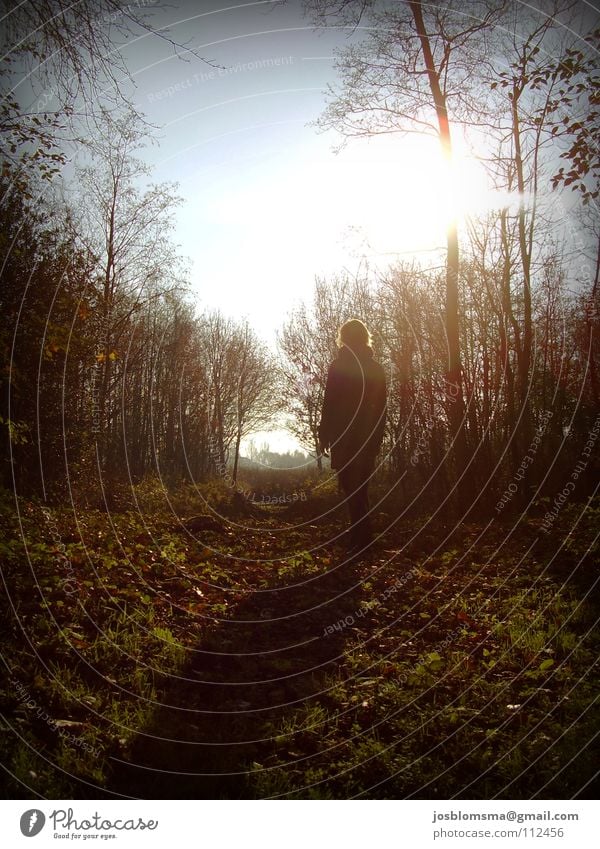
(0, 484, 598, 799)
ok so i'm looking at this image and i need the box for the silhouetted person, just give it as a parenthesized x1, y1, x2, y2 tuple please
(318, 319, 386, 554)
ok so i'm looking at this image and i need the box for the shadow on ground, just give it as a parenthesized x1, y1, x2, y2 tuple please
(109, 541, 365, 799)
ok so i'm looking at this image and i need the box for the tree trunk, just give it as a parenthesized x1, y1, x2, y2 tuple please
(511, 86, 533, 452)
(587, 233, 600, 410)
(314, 434, 323, 472)
(409, 0, 467, 489)
(232, 428, 242, 485)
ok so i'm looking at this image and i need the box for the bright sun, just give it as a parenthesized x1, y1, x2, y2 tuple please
(193, 127, 504, 347)
(203, 130, 502, 456)
(329, 131, 500, 257)
(217, 130, 504, 277)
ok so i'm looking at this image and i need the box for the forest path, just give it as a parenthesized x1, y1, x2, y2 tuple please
(110, 504, 384, 798)
(3, 492, 597, 799)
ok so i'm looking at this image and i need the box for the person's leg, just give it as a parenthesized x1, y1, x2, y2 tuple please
(351, 474, 372, 548)
(338, 459, 373, 549)
(336, 466, 354, 546)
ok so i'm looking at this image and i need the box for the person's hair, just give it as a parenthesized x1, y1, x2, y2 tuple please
(337, 318, 372, 350)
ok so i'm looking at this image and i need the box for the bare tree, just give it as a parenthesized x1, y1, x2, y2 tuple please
(73, 111, 186, 468)
(279, 302, 331, 469)
(306, 0, 505, 487)
(474, 2, 591, 453)
(230, 323, 281, 484)
(278, 273, 374, 468)
(200, 311, 244, 476)
(0, 1, 216, 182)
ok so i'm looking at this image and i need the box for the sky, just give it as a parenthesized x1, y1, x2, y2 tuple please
(110, 0, 466, 453)
(14, 0, 597, 452)
(116, 0, 464, 339)
(72, 0, 594, 452)
(111, 0, 595, 343)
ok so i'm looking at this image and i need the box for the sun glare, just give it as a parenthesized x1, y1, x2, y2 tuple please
(190, 129, 508, 351)
(338, 132, 504, 257)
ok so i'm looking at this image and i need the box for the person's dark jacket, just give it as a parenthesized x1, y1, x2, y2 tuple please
(318, 344, 387, 471)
